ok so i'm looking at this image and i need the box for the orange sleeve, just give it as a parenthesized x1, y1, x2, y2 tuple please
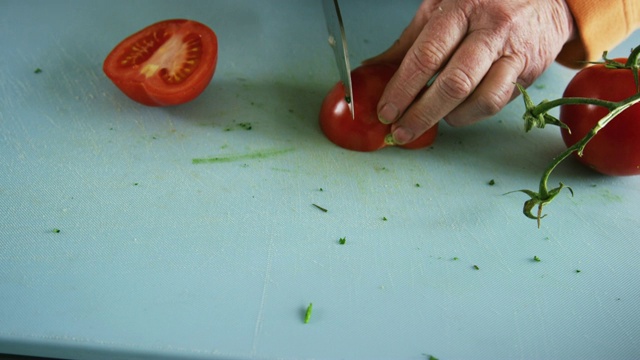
(556, 0, 640, 68)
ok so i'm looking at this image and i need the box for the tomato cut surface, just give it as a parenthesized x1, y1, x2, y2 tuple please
(560, 58, 640, 176)
(319, 64, 438, 152)
(103, 19, 218, 106)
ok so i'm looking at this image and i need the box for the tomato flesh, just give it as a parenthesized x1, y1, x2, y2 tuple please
(560, 58, 640, 176)
(103, 19, 218, 106)
(319, 63, 438, 152)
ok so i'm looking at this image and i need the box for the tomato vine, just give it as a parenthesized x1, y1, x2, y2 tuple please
(512, 45, 640, 227)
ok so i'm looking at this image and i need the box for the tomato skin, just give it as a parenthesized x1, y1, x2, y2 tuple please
(103, 19, 218, 107)
(319, 63, 438, 152)
(560, 58, 640, 176)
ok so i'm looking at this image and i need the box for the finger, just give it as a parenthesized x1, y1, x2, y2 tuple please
(389, 31, 499, 144)
(377, 7, 468, 125)
(363, 1, 440, 65)
(445, 55, 522, 127)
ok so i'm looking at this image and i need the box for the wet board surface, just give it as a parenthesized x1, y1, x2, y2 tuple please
(1, 1, 640, 359)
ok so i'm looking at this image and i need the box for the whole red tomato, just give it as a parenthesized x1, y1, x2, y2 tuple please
(560, 58, 640, 176)
(103, 19, 218, 106)
(319, 63, 438, 152)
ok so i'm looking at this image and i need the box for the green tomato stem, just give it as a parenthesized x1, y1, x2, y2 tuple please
(514, 45, 640, 227)
(529, 91, 640, 226)
(541, 91, 640, 186)
(625, 45, 640, 67)
(531, 97, 619, 116)
(625, 46, 640, 92)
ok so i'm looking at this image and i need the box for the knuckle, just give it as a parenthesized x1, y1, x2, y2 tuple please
(475, 89, 508, 116)
(436, 68, 475, 102)
(410, 40, 447, 75)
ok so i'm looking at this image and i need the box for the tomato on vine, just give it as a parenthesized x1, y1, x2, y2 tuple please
(319, 63, 438, 152)
(514, 46, 640, 226)
(560, 57, 640, 176)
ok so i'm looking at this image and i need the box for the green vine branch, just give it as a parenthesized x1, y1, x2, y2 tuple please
(511, 46, 640, 228)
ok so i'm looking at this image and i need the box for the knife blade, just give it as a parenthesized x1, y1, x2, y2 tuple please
(322, 0, 354, 119)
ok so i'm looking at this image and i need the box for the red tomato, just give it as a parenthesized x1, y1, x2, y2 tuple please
(319, 63, 438, 152)
(103, 19, 218, 106)
(560, 58, 640, 176)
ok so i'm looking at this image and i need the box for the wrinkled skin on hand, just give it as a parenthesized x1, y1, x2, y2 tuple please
(366, 0, 575, 144)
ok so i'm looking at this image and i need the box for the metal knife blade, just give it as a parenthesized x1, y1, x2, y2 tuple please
(322, 0, 354, 119)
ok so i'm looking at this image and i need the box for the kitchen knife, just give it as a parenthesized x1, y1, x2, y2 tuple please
(322, 0, 355, 119)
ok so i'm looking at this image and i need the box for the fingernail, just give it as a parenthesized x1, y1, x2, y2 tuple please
(392, 127, 414, 145)
(378, 103, 399, 124)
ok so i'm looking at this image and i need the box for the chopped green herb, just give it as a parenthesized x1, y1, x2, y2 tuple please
(576, 269, 582, 273)
(382, 216, 388, 221)
(319, 188, 324, 192)
(133, 182, 139, 186)
(34, 68, 42, 74)
(488, 179, 496, 186)
(304, 303, 313, 324)
(238, 122, 252, 130)
(473, 265, 480, 270)
(452, 257, 459, 261)
(53, 228, 61, 233)
(192, 148, 294, 164)
(339, 237, 346, 245)
(312, 203, 328, 213)
(533, 256, 541, 262)
(415, 183, 421, 187)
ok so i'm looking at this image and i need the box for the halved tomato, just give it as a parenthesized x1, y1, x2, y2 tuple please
(103, 19, 218, 106)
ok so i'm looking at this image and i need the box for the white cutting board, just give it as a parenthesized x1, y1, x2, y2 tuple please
(1, 1, 639, 359)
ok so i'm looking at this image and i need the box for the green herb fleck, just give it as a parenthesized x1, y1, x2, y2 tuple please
(382, 216, 388, 221)
(415, 183, 421, 188)
(488, 179, 496, 186)
(339, 237, 346, 245)
(133, 182, 139, 186)
(34, 68, 42, 74)
(453, 257, 459, 261)
(533, 256, 541, 262)
(576, 269, 582, 273)
(312, 203, 328, 213)
(192, 148, 294, 164)
(53, 228, 61, 233)
(238, 122, 252, 130)
(304, 303, 313, 324)
(473, 264, 480, 270)
(319, 188, 324, 192)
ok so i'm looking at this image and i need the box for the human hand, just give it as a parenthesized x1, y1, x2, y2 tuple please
(365, 0, 576, 144)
